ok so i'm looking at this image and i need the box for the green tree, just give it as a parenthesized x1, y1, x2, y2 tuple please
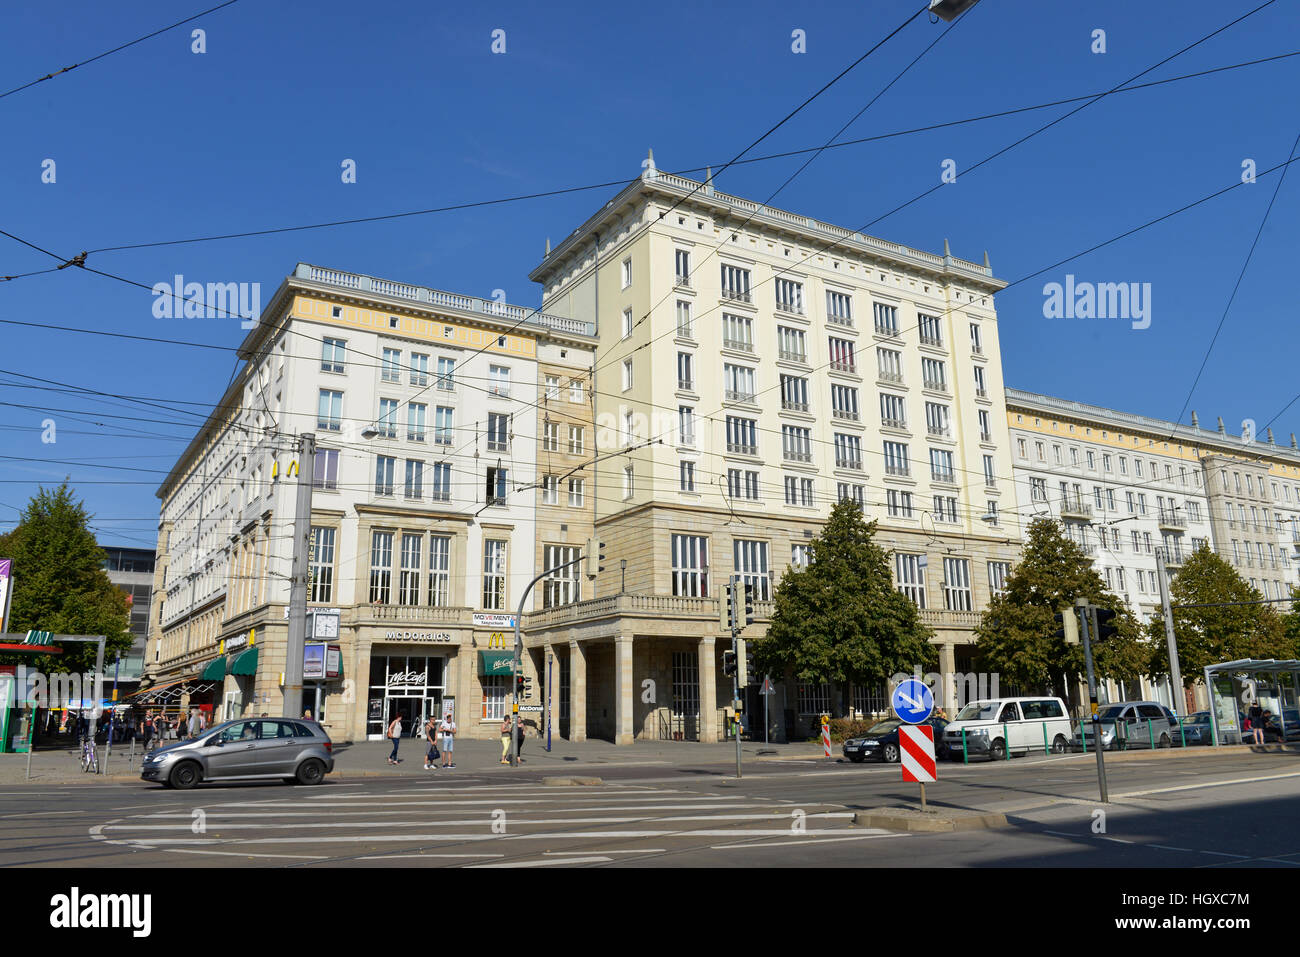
(749, 501, 936, 715)
(974, 517, 1149, 700)
(0, 483, 131, 672)
(1146, 543, 1293, 684)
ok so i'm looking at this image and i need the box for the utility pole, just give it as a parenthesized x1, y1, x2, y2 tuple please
(1156, 548, 1184, 715)
(284, 433, 315, 718)
(1075, 599, 1108, 803)
(731, 575, 741, 778)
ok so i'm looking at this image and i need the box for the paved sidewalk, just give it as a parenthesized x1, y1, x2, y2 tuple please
(0, 735, 828, 786)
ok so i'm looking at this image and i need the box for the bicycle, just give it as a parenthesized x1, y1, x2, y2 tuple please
(80, 736, 99, 774)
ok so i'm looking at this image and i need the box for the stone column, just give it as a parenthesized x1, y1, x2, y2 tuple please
(614, 635, 634, 745)
(698, 636, 717, 743)
(569, 640, 587, 742)
(940, 643, 957, 713)
(542, 643, 559, 748)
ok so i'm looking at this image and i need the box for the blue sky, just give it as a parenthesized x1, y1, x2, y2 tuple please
(1, 0, 1298, 547)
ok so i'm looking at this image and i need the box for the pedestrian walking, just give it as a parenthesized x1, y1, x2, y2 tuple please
(187, 709, 201, 739)
(499, 714, 512, 764)
(438, 713, 457, 768)
(387, 713, 404, 765)
(424, 715, 441, 770)
(514, 718, 526, 763)
(142, 713, 154, 752)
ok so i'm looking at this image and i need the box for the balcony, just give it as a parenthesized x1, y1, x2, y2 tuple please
(971, 343, 984, 356)
(783, 450, 812, 463)
(830, 359, 858, 374)
(919, 334, 943, 348)
(827, 314, 854, 328)
(676, 324, 695, 340)
(923, 379, 948, 393)
(1060, 497, 1093, 522)
(1158, 509, 1187, 532)
(487, 440, 510, 454)
(927, 426, 952, 439)
(931, 470, 956, 485)
(488, 385, 510, 399)
(722, 337, 753, 353)
(486, 495, 507, 508)
(775, 301, 805, 316)
(722, 288, 752, 304)
(436, 376, 455, 392)
(727, 442, 758, 456)
(781, 399, 809, 413)
(975, 388, 988, 399)
(675, 273, 692, 289)
(837, 457, 864, 471)
(1158, 546, 1185, 568)
(526, 593, 728, 630)
(1075, 541, 1097, 558)
(724, 390, 757, 404)
(679, 432, 696, 447)
(874, 323, 900, 337)
(832, 409, 859, 422)
(885, 464, 911, 477)
(430, 490, 451, 502)
(358, 604, 471, 625)
(979, 431, 992, 442)
(778, 349, 807, 363)
(677, 378, 694, 391)
(881, 417, 907, 430)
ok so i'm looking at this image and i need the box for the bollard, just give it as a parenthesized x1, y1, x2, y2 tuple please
(1003, 722, 1010, 761)
(1043, 721, 1049, 756)
(962, 727, 968, 765)
(1081, 721, 1088, 754)
(1147, 717, 1154, 749)
(1179, 719, 1187, 749)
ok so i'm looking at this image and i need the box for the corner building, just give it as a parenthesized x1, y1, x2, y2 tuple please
(525, 171, 1020, 742)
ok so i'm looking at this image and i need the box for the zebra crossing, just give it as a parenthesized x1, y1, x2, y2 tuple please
(88, 780, 908, 866)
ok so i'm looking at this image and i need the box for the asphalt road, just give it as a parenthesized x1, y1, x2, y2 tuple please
(3, 750, 1300, 867)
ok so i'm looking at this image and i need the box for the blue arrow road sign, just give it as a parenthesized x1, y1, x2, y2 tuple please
(892, 679, 934, 724)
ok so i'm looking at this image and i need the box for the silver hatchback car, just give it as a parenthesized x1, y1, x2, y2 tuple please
(1072, 701, 1179, 751)
(141, 718, 335, 789)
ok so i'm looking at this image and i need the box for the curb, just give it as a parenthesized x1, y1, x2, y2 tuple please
(853, 807, 1008, 833)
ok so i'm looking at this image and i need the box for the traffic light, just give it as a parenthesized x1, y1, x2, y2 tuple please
(584, 538, 606, 580)
(1095, 607, 1119, 641)
(1053, 608, 1080, 645)
(736, 638, 748, 686)
(722, 650, 737, 677)
(724, 583, 736, 632)
(743, 582, 755, 626)
(514, 674, 532, 698)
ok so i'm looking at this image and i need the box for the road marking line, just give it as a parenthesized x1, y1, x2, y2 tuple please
(91, 827, 875, 845)
(712, 833, 902, 849)
(165, 848, 330, 860)
(1043, 830, 1077, 838)
(1149, 844, 1194, 852)
(542, 849, 666, 855)
(471, 856, 613, 868)
(1098, 837, 1134, 844)
(1113, 769, 1300, 798)
(1200, 850, 1248, 858)
(355, 853, 505, 859)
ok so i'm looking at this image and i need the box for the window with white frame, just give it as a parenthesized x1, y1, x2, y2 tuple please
(775, 278, 804, 314)
(781, 424, 811, 462)
(488, 365, 510, 397)
(877, 348, 903, 381)
(724, 363, 756, 402)
(879, 393, 907, 429)
(943, 557, 972, 611)
(679, 406, 696, 446)
(721, 263, 751, 301)
(569, 378, 584, 403)
(369, 531, 393, 603)
(921, 357, 946, 391)
(434, 406, 453, 445)
(482, 540, 507, 610)
(722, 313, 754, 352)
(569, 425, 584, 455)
(436, 356, 455, 391)
(676, 300, 693, 338)
(671, 534, 709, 597)
(680, 460, 696, 492)
(933, 495, 959, 523)
(677, 352, 694, 391)
(317, 390, 342, 431)
(399, 533, 422, 605)
(481, 675, 508, 721)
(734, 539, 771, 600)
(873, 302, 899, 335)
(622, 358, 634, 391)
(988, 561, 1010, 596)
(543, 544, 582, 608)
(381, 348, 402, 383)
(623, 465, 634, 499)
(404, 459, 423, 500)
(543, 421, 559, 452)
(427, 535, 450, 606)
(828, 337, 856, 371)
(887, 489, 913, 517)
(374, 456, 395, 496)
(541, 474, 558, 506)
(778, 325, 806, 361)
(430, 463, 451, 502)
(791, 543, 813, 568)
(568, 478, 585, 507)
(826, 290, 853, 326)
(407, 403, 427, 442)
(895, 553, 927, 607)
(918, 312, 942, 345)
(544, 374, 561, 400)
(675, 249, 690, 285)
(884, 441, 910, 476)
(309, 526, 335, 603)
(313, 448, 339, 491)
(321, 338, 346, 373)
(621, 258, 632, 289)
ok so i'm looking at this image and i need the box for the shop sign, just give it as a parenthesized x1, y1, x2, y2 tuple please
(325, 645, 341, 679)
(383, 631, 454, 642)
(226, 633, 250, 652)
(387, 670, 428, 689)
(304, 644, 326, 680)
(472, 613, 516, 629)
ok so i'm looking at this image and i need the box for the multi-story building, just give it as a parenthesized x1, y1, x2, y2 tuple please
(99, 546, 154, 694)
(524, 169, 1018, 742)
(1007, 390, 1300, 710)
(147, 264, 597, 741)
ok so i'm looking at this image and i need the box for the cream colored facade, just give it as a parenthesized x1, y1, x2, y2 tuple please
(523, 170, 1019, 740)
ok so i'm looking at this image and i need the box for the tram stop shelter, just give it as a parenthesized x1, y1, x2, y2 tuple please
(1203, 659, 1300, 746)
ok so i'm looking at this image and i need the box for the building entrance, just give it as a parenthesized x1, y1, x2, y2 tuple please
(367, 653, 447, 740)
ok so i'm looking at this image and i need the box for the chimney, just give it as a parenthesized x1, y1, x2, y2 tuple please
(1268, 428, 1276, 445)
(1191, 410, 1199, 428)
(1217, 416, 1225, 434)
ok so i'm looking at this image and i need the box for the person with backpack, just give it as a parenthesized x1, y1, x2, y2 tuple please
(424, 715, 441, 770)
(387, 712, 404, 765)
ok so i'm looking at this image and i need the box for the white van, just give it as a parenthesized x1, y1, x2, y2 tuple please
(943, 696, 1073, 760)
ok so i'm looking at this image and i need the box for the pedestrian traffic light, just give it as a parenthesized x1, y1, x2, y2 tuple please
(584, 538, 605, 580)
(743, 582, 755, 626)
(514, 674, 532, 698)
(1053, 608, 1080, 645)
(722, 650, 737, 677)
(1095, 607, 1119, 641)
(736, 638, 748, 686)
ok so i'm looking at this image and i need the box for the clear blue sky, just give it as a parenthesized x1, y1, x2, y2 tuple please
(2, 0, 1297, 547)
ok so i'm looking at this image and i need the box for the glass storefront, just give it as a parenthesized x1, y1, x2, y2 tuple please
(367, 653, 447, 739)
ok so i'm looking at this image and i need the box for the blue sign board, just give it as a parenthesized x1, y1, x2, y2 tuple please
(891, 679, 934, 724)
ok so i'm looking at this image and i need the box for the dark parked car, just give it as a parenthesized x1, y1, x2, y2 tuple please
(141, 717, 334, 789)
(842, 717, 949, 763)
(1173, 711, 1214, 746)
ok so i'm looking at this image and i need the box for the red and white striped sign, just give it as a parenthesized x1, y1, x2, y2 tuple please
(821, 717, 831, 757)
(900, 724, 937, 783)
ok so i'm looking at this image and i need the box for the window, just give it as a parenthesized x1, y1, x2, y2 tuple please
(835, 434, 863, 470)
(778, 326, 807, 362)
(544, 374, 561, 400)
(369, 531, 393, 603)
(1103, 454, 1112, 472)
(430, 463, 451, 502)
(921, 357, 946, 391)
(1087, 450, 1096, 469)
(543, 544, 582, 608)
(480, 675, 508, 721)
(887, 489, 914, 517)
(877, 348, 903, 382)
(621, 358, 634, 391)
(675, 249, 690, 285)
(1106, 489, 1116, 510)
(377, 398, 398, 438)
(541, 475, 558, 505)
(979, 410, 992, 442)
(724, 363, 756, 402)
(321, 338, 346, 373)
(620, 308, 633, 341)
(308, 527, 335, 602)
(623, 410, 635, 447)
(621, 258, 632, 289)
(734, 539, 771, 599)
(313, 448, 339, 490)
(828, 337, 856, 372)
(434, 407, 453, 445)
(721, 263, 751, 302)
(543, 421, 559, 452)
(933, 495, 958, 523)
(679, 460, 696, 492)
(988, 561, 1010, 596)
(568, 425, 584, 455)
(925, 402, 951, 438)
(1030, 477, 1047, 502)
(679, 406, 696, 446)
(569, 378, 584, 403)
(568, 478, 585, 507)
(930, 448, 955, 483)
(671, 534, 709, 596)
(410, 353, 429, 386)
(399, 533, 421, 605)
(1017, 438, 1027, 459)
(1126, 491, 1135, 513)
(781, 374, 810, 411)
(826, 290, 853, 326)
(873, 302, 899, 335)
(838, 483, 865, 511)
(784, 475, 814, 506)
(404, 459, 423, 500)
(727, 416, 758, 455)
(918, 312, 943, 346)
(374, 456, 395, 496)
(489, 365, 510, 397)
(1119, 455, 1128, 475)
(884, 441, 910, 476)
(677, 352, 694, 391)
(728, 469, 760, 501)
(775, 278, 804, 314)
(880, 393, 907, 429)
(437, 356, 455, 391)
(969, 323, 983, 354)
(1135, 459, 1144, 478)
(973, 365, 987, 396)
(792, 544, 813, 568)
(1137, 493, 1147, 515)
(983, 454, 995, 487)
(943, 557, 972, 611)
(623, 465, 634, 500)
(676, 300, 694, 338)
(895, 553, 927, 607)
(482, 540, 507, 610)
(407, 403, 427, 442)
(317, 390, 342, 431)
(381, 348, 401, 383)
(782, 425, 811, 462)
(485, 466, 508, 505)
(722, 313, 754, 352)
(1187, 501, 1201, 522)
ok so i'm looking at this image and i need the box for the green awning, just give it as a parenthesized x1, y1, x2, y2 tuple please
(200, 657, 227, 681)
(229, 647, 259, 677)
(478, 650, 514, 676)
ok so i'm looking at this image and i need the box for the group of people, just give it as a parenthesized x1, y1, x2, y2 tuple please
(382, 712, 533, 769)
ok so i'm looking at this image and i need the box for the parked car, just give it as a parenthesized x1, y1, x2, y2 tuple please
(141, 718, 334, 789)
(1072, 701, 1179, 751)
(1173, 711, 1214, 746)
(943, 697, 1073, 760)
(843, 717, 949, 763)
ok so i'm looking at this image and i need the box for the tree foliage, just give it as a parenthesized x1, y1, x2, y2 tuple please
(1146, 543, 1294, 684)
(0, 483, 132, 672)
(974, 517, 1149, 694)
(749, 501, 936, 697)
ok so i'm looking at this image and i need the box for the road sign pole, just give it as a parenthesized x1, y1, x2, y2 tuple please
(919, 781, 926, 811)
(1076, 599, 1108, 803)
(764, 674, 769, 746)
